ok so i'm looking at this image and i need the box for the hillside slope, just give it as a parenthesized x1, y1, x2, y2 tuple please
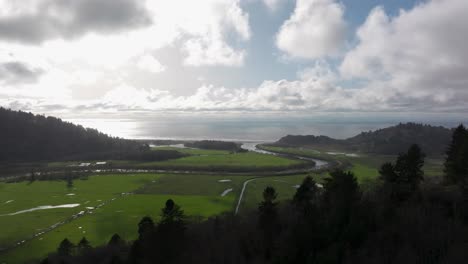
(0, 108, 144, 161)
(275, 123, 454, 156)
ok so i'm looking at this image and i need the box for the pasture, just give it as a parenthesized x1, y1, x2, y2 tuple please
(148, 147, 306, 170)
(0, 173, 253, 263)
(44, 147, 307, 172)
(258, 145, 444, 181)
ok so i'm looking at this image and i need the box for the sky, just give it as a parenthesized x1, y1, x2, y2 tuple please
(0, 0, 467, 119)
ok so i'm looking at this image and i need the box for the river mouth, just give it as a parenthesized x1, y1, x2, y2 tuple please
(1, 204, 80, 216)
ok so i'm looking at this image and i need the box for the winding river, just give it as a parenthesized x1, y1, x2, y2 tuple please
(240, 142, 329, 170)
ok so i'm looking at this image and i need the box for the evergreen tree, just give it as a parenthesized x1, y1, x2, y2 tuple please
(156, 199, 186, 264)
(159, 199, 185, 227)
(293, 176, 319, 205)
(258, 186, 278, 223)
(324, 170, 360, 206)
(108, 233, 124, 247)
(380, 144, 425, 202)
(57, 238, 74, 256)
(397, 144, 425, 189)
(444, 125, 468, 222)
(379, 162, 398, 202)
(321, 170, 360, 262)
(379, 162, 398, 183)
(77, 237, 91, 255)
(258, 186, 279, 260)
(444, 124, 468, 184)
(137, 216, 154, 239)
(293, 176, 320, 217)
(324, 170, 360, 229)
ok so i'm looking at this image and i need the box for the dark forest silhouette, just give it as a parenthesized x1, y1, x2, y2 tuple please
(276, 123, 454, 156)
(0, 108, 187, 162)
(185, 140, 246, 152)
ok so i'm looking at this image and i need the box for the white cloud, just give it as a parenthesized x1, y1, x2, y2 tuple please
(183, 37, 246, 67)
(2, 0, 468, 116)
(5, 62, 354, 112)
(148, 0, 250, 67)
(136, 55, 166, 73)
(340, 0, 468, 111)
(0, 0, 252, 109)
(276, 0, 347, 59)
(177, 0, 250, 66)
(0, 0, 251, 71)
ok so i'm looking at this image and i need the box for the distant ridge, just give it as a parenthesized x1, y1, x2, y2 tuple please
(275, 123, 455, 156)
(0, 107, 144, 162)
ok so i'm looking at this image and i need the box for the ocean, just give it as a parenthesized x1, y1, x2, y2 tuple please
(64, 112, 467, 142)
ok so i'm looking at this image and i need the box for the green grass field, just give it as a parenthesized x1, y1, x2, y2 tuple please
(45, 147, 305, 172)
(150, 151, 303, 169)
(1, 194, 235, 264)
(152, 146, 231, 155)
(259, 145, 443, 182)
(0, 175, 157, 247)
(0, 173, 254, 263)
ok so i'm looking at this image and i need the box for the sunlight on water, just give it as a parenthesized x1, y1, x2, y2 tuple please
(65, 113, 467, 141)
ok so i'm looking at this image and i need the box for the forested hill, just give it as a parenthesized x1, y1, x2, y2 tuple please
(0, 107, 144, 162)
(276, 123, 454, 156)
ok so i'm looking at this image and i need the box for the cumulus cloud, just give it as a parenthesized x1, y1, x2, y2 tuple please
(1, 0, 467, 115)
(0, 0, 251, 93)
(183, 37, 246, 67)
(175, 0, 251, 66)
(276, 0, 347, 59)
(0, 0, 151, 44)
(18, 62, 356, 112)
(340, 0, 468, 111)
(0, 0, 252, 108)
(96, 62, 330, 111)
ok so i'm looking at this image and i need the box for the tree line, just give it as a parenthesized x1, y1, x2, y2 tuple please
(184, 140, 246, 152)
(0, 108, 190, 163)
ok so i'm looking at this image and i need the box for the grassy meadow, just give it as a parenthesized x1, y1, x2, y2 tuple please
(0, 173, 252, 263)
(43, 147, 307, 172)
(259, 145, 444, 182)
(148, 147, 306, 170)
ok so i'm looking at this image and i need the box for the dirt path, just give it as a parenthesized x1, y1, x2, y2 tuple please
(235, 178, 258, 214)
